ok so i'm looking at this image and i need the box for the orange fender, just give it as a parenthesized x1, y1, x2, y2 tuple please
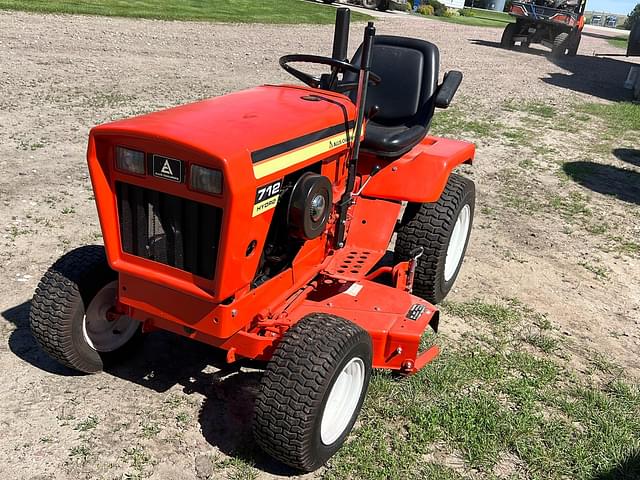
(361, 136, 475, 203)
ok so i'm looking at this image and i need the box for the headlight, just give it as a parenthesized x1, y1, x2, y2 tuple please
(190, 165, 223, 195)
(116, 146, 145, 175)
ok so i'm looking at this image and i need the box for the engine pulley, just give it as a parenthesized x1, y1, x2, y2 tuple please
(288, 173, 333, 240)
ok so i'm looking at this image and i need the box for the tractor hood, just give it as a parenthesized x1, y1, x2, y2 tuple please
(87, 85, 358, 304)
(90, 85, 357, 180)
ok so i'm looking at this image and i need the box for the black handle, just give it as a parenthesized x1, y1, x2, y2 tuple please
(435, 70, 463, 109)
(332, 8, 351, 62)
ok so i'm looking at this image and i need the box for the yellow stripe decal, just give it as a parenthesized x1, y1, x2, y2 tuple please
(253, 129, 354, 180)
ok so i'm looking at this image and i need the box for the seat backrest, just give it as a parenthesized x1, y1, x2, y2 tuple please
(346, 35, 440, 127)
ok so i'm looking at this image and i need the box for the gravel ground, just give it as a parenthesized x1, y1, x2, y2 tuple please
(0, 9, 639, 480)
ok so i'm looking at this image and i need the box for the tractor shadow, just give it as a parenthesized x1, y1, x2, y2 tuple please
(592, 450, 640, 480)
(563, 161, 640, 205)
(613, 148, 640, 167)
(1, 300, 297, 476)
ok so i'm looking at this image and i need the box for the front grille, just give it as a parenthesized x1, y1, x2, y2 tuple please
(116, 182, 221, 279)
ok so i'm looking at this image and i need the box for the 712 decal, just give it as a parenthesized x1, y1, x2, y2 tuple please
(252, 179, 283, 217)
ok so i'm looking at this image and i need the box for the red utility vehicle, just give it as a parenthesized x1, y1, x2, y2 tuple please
(31, 9, 475, 471)
(502, 0, 586, 57)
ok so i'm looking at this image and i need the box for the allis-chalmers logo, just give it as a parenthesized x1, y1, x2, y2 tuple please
(152, 155, 183, 183)
(329, 135, 349, 149)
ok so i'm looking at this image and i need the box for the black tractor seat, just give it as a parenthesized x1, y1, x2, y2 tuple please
(344, 35, 440, 158)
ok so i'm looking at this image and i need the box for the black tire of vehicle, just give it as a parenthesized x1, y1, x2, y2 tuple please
(394, 173, 476, 304)
(362, 0, 381, 10)
(30, 245, 141, 373)
(253, 313, 372, 472)
(501, 23, 517, 49)
(377, 0, 390, 10)
(552, 31, 570, 57)
(567, 32, 581, 56)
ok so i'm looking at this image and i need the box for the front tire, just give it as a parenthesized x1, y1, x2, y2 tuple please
(253, 314, 372, 471)
(552, 31, 570, 57)
(30, 245, 140, 373)
(395, 174, 475, 304)
(501, 23, 517, 49)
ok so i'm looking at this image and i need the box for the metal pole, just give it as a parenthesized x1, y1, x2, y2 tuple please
(335, 22, 376, 249)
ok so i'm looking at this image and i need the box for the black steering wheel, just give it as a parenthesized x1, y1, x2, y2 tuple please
(279, 54, 381, 91)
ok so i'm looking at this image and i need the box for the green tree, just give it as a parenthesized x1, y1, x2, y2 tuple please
(624, 3, 640, 30)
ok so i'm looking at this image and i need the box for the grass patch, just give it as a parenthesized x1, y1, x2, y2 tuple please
(607, 36, 629, 49)
(0, 0, 371, 24)
(74, 415, 99, 432)
(424, 8, 514, 28)
(442, 298, 521, 326)
(611, 237, 640, 256)
(579, 261, 609, 280)
(578, 102, 640, 132)
(548, 191, 592, 218)
(504, 99, 557, 119)
(326, 299, 640, 479)
(431, 108, 498, 139)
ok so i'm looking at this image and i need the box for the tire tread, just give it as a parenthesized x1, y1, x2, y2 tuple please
(30, 245, 113, 372)
(253, 314, 371, 471)
(394, 173, 475, 304)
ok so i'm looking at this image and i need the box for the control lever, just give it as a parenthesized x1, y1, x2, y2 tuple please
(355, 164, 381, 196)
(406, 247, 424, 293)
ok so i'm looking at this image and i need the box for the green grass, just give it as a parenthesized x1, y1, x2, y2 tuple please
(423, 8, 514, 28)
(431, 108, 499, 139)
(578, 102, 640, 132)
(74, 415, 99, 432)
(579, 261, 609, 280)
(607, 36, 629, 49)
(504, 99, 557, 119)
(0, 0, 371, 24)
(425, 14, 513, 28)
(325, 299, 640, 479)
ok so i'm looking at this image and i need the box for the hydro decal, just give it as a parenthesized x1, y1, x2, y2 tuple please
(251, 122, 355, 179)
(252, 178, 283, 217)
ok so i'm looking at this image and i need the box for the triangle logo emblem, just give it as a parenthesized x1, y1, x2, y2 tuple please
(161, 160, 173, 176)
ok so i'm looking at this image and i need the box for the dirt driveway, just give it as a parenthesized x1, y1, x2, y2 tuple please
(1, 9, 638, 480)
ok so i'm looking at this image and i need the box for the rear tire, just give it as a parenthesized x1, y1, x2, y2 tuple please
(552, 32, 570, 57)
(30, 245, 141, 373)
(395, 174, 475, 304)
(253, 314, 372, 471)
(567, 32, 581, 56)
(501, 23, 517, 49)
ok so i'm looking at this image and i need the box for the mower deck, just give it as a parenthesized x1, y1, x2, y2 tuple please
(292, 277, 439, 373)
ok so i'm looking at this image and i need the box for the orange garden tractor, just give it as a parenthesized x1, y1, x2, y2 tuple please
(30, 9, 475, 471)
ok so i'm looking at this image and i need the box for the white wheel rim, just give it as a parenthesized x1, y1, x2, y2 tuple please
(444, 204, 471, 282)
(320, 357, 365, 446)
(82, 281, 139, 353)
